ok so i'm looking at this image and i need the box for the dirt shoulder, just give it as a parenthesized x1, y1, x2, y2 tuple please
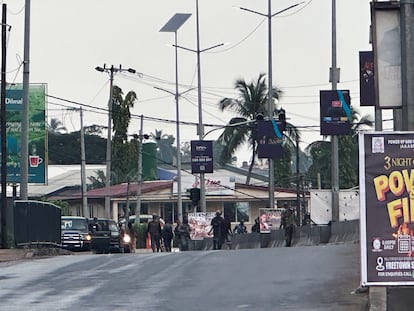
(0, 248, 72, 263)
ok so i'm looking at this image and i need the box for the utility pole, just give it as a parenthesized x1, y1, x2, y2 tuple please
(295, 135, 300, 226)
(240, 1, 303, 209)
(331, 0, 340, 222)
(1, 4, 7, 248)
(135, 115, 144, 224)
(173, 1, 223, 212)
(159, 12, 191, 222)
(20, 0, 30, 200)
(80, 107, 88, 217)
(95, 64, 136, 218)
(195, 0, 206, 212)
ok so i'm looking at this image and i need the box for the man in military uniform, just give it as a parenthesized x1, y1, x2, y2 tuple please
(280, 203, 296, 247)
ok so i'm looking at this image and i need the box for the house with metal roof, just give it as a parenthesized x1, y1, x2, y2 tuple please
(40, 165, 309, 230)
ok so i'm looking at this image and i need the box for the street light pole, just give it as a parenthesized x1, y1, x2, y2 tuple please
(160, 13, 191, 222)
(239, 1, 303, 209)
(331, 0, 340, 222)
(195, 0, 206, 213)
(267, 0, 275, 209)
(95, 64, 136, 218)
(173, 1, 223, 213)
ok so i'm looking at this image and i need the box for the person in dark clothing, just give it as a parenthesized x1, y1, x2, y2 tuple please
(177, 219, 191, 251)
(280, 204, 296, 247)
(173, 219, 181, 249)
(161, 220, 174, 252)
(209, 210, 224, 250)
(234, 220, 247, 234)
(251, 217, 260, 233)
(222, 215, 233, 249)
(147, 215, 162, 252)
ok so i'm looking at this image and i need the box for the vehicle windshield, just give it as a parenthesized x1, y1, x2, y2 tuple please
(108, 222, 119, 232)
(61, 218, 88, 231)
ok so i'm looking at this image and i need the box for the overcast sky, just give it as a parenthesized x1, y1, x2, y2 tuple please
(5, 0, 386, 164)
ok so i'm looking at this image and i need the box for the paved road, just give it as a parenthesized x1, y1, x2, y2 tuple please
(0, 244, 368, 311)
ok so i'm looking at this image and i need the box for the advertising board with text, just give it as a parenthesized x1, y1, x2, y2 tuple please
(3, 85, 46, 184)
(191, 140, 213, 174)
(320, 90, 351, 136)
(360, 132, 414, 285)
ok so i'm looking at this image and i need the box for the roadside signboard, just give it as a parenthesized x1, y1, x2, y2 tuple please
(259, 208, 282, 233)
(3, 84, 46, 184)
(320, 90, 351, 136)
(191, 140, 213, 174)
(188, 212, 215, 240)
(256, 120, 284, 159)
(360, 132, 414, 285)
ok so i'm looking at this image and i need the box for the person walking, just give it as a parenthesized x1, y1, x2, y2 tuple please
(209, 210, 224, 250)
(147, 215, 162, 252)
(173, 219, 181, 250)
(222, 215, 233, 249)
(161, 220, 174, 252)
(251, 217, 260, 233)
(280, 203, 296, 247)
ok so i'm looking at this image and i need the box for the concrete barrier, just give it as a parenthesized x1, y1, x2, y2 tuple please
(329, 219, 359, 244)
(187, 220, 359, 251)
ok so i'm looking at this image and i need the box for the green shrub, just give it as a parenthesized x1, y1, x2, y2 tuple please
(134, 223, 147, 249)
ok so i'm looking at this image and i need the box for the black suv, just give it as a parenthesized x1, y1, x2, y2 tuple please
(88, 218, 121, 254)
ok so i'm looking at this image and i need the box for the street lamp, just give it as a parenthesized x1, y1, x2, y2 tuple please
(173, 0, 223, 212)
(95, 64, 136, 218)
(239, 1, 303, 209)
(159, 13, 191, 223)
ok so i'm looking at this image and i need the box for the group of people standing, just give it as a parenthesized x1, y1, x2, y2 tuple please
(146, 215, 191, 252)
(146, 204, 297, 252)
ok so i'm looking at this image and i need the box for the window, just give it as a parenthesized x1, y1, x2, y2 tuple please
(118, 202, 148, 218)
(224, 202, 250, 223)
(161, 203, 178, 223)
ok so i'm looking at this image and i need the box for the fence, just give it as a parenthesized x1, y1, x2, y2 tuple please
(14, 200, 61, 247)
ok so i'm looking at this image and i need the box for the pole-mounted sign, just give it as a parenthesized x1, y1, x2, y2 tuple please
(191, 140, 213, 174)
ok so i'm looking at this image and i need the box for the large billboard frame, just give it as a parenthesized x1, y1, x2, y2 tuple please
(4, 84, 47, 184)
(371, 1, 402, 108)
(360, 131, 414, 286)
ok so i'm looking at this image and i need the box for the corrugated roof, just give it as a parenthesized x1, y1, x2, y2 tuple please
(86, 180, 173, 198)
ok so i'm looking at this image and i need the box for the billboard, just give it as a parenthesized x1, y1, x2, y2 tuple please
(359, 51, 376, 106)
(320, 90, 351, 136)
(3, 85, 47, 184)
(259, 208, 282, 233)
(187, 212, 215, 240)
(256, 120, 284, 159)
(191, 140, 213, 174)
(372, 2, 402, 108)
(360, 132, 414, 285)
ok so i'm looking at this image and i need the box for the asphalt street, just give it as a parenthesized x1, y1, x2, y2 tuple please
(0, 244, 368, 311)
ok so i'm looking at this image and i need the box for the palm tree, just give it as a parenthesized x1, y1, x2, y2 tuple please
(150, 129, 176, 164)
(218, 73, 300, 184)
(48, 118, 67, 134)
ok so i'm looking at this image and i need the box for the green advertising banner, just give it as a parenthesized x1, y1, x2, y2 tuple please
(4, 84, 46, 184)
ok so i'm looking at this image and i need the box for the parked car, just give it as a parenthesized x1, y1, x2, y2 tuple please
(88, 218, 122, 254)
(61, 216, 92, 251)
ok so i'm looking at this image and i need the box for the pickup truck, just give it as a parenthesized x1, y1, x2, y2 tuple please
(61, 216, 92, 251)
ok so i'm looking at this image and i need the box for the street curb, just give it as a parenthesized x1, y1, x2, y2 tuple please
(369, 287, 386, 311)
